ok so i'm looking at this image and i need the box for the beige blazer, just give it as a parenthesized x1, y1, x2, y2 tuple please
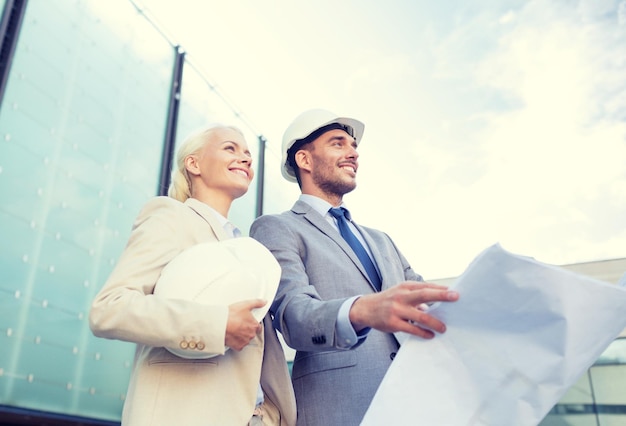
(89, 196, 296, 426)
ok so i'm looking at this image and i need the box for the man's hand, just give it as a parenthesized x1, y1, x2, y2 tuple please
(349, 281, 459, 339)
(225, 299, 266, 351)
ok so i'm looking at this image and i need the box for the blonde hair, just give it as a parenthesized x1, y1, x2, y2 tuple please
(167, 124, 244, 202)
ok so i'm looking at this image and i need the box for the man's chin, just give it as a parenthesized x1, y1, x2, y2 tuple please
(316, 176, 356, 196)
(344, 182, 357, 193)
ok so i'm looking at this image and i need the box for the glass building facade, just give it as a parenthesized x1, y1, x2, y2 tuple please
(0, 1, 266, 424)
(0, 1, 624, 425)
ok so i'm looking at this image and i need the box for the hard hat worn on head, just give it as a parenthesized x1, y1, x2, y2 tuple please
(281, 108, 365, 182)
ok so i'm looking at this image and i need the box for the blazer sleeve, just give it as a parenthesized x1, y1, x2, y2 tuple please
(89, 197, 229, 356)
(250, 214, 348, 352)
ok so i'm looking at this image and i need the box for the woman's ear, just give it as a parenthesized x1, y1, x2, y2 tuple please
(295, 150, 311, 173)
(184, 155, 201, 176)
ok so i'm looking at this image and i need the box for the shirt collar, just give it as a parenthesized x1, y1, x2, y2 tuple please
(299, 194, 348, 217)
(185, 198, 229, 226)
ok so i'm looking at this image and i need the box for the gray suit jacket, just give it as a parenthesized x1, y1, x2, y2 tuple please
(90, 196, 296, 426)
(250, 200, 422, 426)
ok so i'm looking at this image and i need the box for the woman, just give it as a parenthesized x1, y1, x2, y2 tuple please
(89, 125, 296, 426)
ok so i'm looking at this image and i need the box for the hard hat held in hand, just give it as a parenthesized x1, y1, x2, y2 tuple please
(154, 237, 281, 359)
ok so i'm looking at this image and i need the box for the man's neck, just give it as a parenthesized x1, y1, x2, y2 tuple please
(301, 189, 342, 207)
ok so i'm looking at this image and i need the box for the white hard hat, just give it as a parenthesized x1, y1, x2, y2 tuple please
(154, 237, 280, 359)
(281, 109, 365, 182)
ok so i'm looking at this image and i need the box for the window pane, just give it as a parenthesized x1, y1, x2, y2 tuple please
(0, 0, 173, 421)
(177, 61, 258, 232)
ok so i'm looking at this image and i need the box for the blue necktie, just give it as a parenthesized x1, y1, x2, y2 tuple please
(329, 207, 382, 291)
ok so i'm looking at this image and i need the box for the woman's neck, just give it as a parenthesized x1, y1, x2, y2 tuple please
(191, 188, 232, 218)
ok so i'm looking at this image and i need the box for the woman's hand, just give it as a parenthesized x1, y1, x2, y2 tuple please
(225, 299, 267, 351)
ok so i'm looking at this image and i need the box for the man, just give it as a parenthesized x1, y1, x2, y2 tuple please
(250, 109, 459, 426)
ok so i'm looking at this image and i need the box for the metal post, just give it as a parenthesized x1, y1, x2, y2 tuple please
(0, 0, 28, 109)
(255, 134, 266, 217)
(588, 368, 600, 426)
(158, 45, 185, 195)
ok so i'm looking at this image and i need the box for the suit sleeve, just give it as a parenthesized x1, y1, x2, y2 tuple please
(89, 197, 229, 355)
(250, 214, 348, 352)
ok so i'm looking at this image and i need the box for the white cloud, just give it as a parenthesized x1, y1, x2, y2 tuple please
(350, 0, 626, 278)
(437, 0, 626, 270)
(136, 0, 626, 278)
(499, 11, 516, 24)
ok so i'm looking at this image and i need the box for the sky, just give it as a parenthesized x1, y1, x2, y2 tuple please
(133, 0, 625, 280)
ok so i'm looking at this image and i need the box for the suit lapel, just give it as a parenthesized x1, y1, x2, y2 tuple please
(292, 200, 379, 292)
(184, 198, 229, 241)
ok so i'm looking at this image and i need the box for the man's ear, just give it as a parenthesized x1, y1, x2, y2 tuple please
(295, 150, 312, 173)
(184, 155, 201, 176)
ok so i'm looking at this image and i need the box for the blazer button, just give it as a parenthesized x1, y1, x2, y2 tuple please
(312, 335, 326, 345)
(196, 342, 205, 350)
(179, 340, 189, 349)
(188, 340, 197, 349)
(390, 352, 397, 360)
